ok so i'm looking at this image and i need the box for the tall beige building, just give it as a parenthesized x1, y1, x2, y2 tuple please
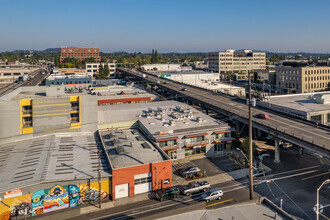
(208, 50, 266, 76)
(276, 66, 330, 93)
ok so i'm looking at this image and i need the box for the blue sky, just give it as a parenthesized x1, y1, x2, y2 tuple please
(1, 0, 330, 53)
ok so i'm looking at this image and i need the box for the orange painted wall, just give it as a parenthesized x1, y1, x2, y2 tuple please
(112, 160, 172, 199)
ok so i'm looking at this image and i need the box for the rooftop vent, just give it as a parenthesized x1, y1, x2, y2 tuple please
(169, 120, 175, 126)
(141, 142, 151, 149)
(111, 139, 120, 146)
(116, 146, 125, 154)
(125, 135, 128, 140)
(109, 132, 115, 138)
(197, 117, 203, 123)
(148, 108, 153, 113)
(130, 142, 134, 147)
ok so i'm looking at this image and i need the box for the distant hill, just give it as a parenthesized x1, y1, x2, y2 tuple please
(42, 48, 61, 53)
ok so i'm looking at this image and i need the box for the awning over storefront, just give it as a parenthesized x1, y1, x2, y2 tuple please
(214, 130, 231, 134)
(184, 133, 207, 138)
(155, 136, 179, 142)
(162, 147, 179, 151)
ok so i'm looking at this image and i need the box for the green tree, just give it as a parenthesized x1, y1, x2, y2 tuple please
(98, 64, 104, 78)
(104, 64, 110, 78)
(151, 49, 155, 63)
(240, 137, 257, 155)
(155, 50, 159, 63)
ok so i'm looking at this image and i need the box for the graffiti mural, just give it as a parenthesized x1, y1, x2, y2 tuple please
(0, 180, 110, 219)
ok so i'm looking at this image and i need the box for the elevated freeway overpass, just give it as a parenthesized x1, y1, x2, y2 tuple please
(118, 68, 330, 159)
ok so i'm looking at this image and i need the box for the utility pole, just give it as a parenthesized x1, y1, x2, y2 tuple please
(248, 71, 254, 200)
(98, 150, 102, 209)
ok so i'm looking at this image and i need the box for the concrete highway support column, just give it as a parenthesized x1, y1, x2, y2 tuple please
(274, 138, 280, 163)
(257, 129, 262, 139)
(235, 121, 240, 132)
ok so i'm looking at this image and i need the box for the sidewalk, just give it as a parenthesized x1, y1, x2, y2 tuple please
(33, 161, 272, 220)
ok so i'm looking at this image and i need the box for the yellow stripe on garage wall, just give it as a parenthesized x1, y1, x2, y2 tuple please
(20, 99, 33, 134)
(70, 96, 81, 129)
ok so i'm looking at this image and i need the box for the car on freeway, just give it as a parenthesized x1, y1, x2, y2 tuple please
(181, 88, 187, 91)
(255, 113, 270, 119)
(201, 188, 223, 202)
(155, 187, 180, 202)
(180, 166, 201, 178)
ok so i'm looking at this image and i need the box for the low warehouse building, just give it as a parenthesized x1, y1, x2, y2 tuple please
(99, 129, 172, 200)
(98, 101, 235, 160)
(259, 92, 330, 126)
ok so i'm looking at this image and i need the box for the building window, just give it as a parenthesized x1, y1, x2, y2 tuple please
(214, 143, 226, 153)
(87, 65, 91, 68)
(134, 177, 152, 185)
(159, 140, 177, 148)
(185, 146, 206, 156)
(310, 115, 321, 123)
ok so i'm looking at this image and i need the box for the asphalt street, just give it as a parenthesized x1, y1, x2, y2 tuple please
(255, 148, 330, 220)
(68, 180, 251, 220)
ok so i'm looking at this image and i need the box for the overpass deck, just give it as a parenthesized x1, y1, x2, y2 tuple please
(119, 68, 330, 157)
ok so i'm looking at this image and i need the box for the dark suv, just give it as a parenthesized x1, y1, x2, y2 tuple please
(155, 187, 180, 201)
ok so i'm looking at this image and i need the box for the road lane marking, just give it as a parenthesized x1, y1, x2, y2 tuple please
(320, 212, 330, 220)
(271, 165, 320, 177)
(302, 171, 330, 181)
(206, 198, 233, 208)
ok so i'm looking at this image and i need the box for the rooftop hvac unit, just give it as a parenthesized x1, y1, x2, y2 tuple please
(197, 117, 203, 123)
(116, 146, 125, 154)
(169, 120, 175, 126)
(130, 142, 133, 147)
(109, 132, 115, 138)
(125, 135, 128, 140)
(148, 108, 153, 113)
(157, 107, 163, 113)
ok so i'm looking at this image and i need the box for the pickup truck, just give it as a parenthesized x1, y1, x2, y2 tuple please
(155, 187, 180, 201)
(179, 181, 211, 196)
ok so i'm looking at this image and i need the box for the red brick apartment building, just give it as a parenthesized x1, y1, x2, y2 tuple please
(60, 47, 101, 64)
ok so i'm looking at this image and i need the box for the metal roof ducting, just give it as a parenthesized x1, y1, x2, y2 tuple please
(116, 146, 125, 154)
(141, 142, 152, 149)
(111, 139, 120, 146)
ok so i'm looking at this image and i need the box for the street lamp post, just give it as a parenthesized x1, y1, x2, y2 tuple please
(248, 70, 254, 200)
(317, 179, 330, 220)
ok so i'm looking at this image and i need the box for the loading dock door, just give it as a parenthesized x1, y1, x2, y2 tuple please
(134, 173, 152, 195)
(115, 183, 129, 199)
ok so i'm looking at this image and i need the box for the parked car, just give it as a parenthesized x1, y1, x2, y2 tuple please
(281, 142, 293, 150)
(258, 153, 271, 160)
(255, 113, 270, 119)
(201, 188, 223, 202)
(155, 187, 180, 202)
(180, 166, 201, 178)
(180, 181, 211, 196)
(181, 88, 187, 91)
(253, 169, 266, 177)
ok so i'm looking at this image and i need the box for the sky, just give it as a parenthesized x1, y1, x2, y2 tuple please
(1, 0, 330, 53)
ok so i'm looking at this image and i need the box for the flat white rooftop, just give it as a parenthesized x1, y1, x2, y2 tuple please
(269, 92, 330, 113)
(0, 133, 111, 193)
(99, 129, 167, 169)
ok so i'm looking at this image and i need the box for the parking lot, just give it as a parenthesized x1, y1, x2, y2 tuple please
(173, 155, 237, 178)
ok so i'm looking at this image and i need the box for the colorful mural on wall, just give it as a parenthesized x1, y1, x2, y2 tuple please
(0, 180, 109, 220)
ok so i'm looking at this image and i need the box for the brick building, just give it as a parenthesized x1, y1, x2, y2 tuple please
(60, 47, 101, 64)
